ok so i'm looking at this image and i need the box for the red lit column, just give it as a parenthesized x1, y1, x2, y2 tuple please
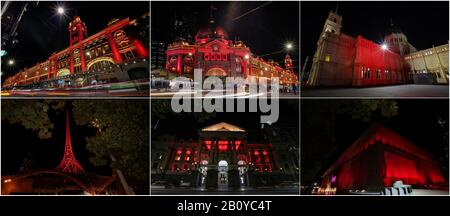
(80, 46, 86, 72)
(70, 51, 74, 74)
(176, 54, 182, 75)
(108, 33, 123, 63)
(242, 60, 247, 77)
(53, 60, 57, 77)
(248, 58, 252, 77)
(165, 55, 169, 70)
(133, 39, 149, 58)
(47, 61, 52, 78)
(231, 140, 237, 163)
(196, 139, 202, 162)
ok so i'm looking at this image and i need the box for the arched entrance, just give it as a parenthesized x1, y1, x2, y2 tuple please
(87, 57, 115, 71)
(217, 160, 228, 189)
(56, 68, 70, 77)
(206, 67, 227, 77)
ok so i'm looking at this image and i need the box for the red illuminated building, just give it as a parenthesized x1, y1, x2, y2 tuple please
(1, 110, 114, 195)
(164, 17, 298, 86)
(3, 15, 149, 88)
(308, 11, 411, 86)
(320, 123, 447, 195)
(152, 122, 299, 190)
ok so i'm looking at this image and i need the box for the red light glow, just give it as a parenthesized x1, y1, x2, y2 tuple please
(205, 140, 212, 150)
(218, 141, 228, 152)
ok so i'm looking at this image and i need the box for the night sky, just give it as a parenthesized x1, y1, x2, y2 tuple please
(301, 1, 449, 71)
(152, 100, 299, 144)
(151, 1, 300, 70)
(301, 99, 449, 184)
(1, 106, 110, 175)
(1, 1, 149, 79)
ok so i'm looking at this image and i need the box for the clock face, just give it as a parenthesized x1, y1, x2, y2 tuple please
(212, 44, 219, 51)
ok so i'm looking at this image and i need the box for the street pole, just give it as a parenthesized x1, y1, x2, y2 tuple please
(110, 154, 135, 195)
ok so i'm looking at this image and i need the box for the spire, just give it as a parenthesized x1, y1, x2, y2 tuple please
(209, 5, 217, 24)
(335, 2, 339, 14)
(387, 18, 402, 34)
(57, 109, 84, 174)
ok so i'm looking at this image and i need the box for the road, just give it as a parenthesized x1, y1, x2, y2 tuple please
(1, 89, 149, 97)
(151, 89, 300, 99)
(151, 187, 299, 195)
(302, 84, 449, 98)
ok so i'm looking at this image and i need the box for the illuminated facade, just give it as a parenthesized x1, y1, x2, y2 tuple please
(164, 18, 298, 86)
(152, 122, 299, 190)
(3, 15, 149, 88)
(308, 11, 411, 86)
(320, 123, 446, 195)
(404, 44, 449, 84)
(1, 110, 114, 195)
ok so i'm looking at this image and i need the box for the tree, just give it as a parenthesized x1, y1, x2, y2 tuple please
(72, 100, 149, 194)
(1, 100, 65, 139)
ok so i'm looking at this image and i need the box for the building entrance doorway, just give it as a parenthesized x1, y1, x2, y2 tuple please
(217, 160, 228, 189)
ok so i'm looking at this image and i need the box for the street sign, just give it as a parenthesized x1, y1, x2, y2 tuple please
(0, 50, 7, 57)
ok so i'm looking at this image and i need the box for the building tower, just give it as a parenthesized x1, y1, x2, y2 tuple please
(307, 11, 342, 86)
(68, 16, 88, 73)
(57, 109, 85, 174)
(384, 20, 416, 56)
(322, 11, 342, 36)
(284, 54, 293, 72)
(68, 16, 87, 46)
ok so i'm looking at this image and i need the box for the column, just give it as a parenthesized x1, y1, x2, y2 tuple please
(47, 61, 52, 78)
(196, 139, 202, 162)
(231, 140, 237, 163)
(80, 45, 86, 72)
(176, 54, 182, 75)
(108, 33, 123, 63)
(52, 60, 57, 77)
(70, 51, 74, 74)
(242, 60, 247, 77)
(433, 46, 445, 83)
(133, 39, 149, 58)
(165, 55, 169, 70)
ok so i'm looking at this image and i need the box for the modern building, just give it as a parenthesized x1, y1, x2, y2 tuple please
(3, 14, 149, 88)
(152, 122, 299, 190)
(1, 110, 115, 195)
(162, 16, 298, 87)
(319, 123, 447, 195)
(307, 11, 449, 86)
(151, 41, 167, 70)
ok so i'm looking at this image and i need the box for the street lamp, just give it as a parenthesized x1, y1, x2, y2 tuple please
(286, 42, 293, 50)
(381, 43, 388, 50)
(7, 59, 14, 66)
(57, 7, 65, 15)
